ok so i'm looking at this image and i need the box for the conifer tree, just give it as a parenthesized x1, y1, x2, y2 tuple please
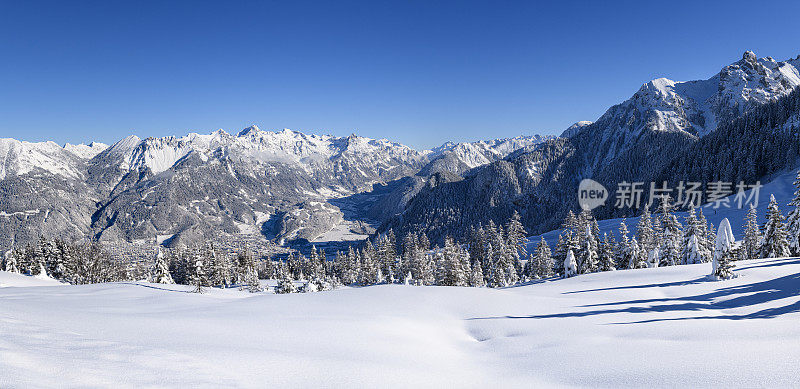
(417, 252, 435, 286)
(468, 258, 486, 287)
(786, 170, 800, 255)
(441, 237, 468, 286)
(563, 249, 577, 278)
(578, 224, 598, 274)
(553, 232, 570, 277)
(616, 219, 632, 269)
(244, 264, 263, 293)
(188, 248, 208, 293)
(647, 247, 660, 268)
(761, 194, 791, 258)
(598, 233, 616, 272)
(743, 205, 761, 260)
(681, 208, 709, 264)
(151, 248, 174, 284)
(713, 218, 736, 280)
(530, 237, 553, 279)
(208, 244, 232, 288)
(629, 237, 647, 269)
(637, 207, 656, 254)
(505, 211, 528, 278)
(275, 266, 298, 294)
(3, 249, 20, 273)
(685, 234, 704, 266)
(659, 212, 683, 267)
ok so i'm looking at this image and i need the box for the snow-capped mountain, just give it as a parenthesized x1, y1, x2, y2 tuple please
(421, 135, 552, 176)
(565, 51, 800, 140)
(387, 51, 800, 245)
(560, 121, 593, 138)
(0, 126, 549, 254)
(0, 138, 86, 180)
(63, 142, 109, 160)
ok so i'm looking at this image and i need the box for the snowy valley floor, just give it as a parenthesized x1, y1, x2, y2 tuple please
(2, 258, 800, 388)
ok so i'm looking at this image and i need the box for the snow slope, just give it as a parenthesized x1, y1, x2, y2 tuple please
(2, 256, 800, 387)
(530, 165, 800, 251)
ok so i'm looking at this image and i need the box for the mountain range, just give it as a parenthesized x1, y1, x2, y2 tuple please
(0, 125, 548, 256)
(2, 50, 800, 257)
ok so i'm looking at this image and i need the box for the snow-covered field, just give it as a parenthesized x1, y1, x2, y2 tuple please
(2, 257, 800, 388)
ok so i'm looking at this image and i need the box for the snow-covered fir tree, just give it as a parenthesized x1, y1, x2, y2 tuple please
(440, 237, 468, 286)
(3, 249, 20, 273)
(658, 198, 683, 267)
(646, 247, 660, 268)
(743, 205, 761, 260)
(713, 218, 737, 280)
(505, 211, 528, 278)
(761, 194, 791, 258)
(598, 233, 616, 272)
(616, 219, 633, 269)
(681, 208, 710, 264)
(532, 237, 554, 278)
(637, 207, 656, 254)
(188, 248, 208, 293)
(786, 170, 800, 255)
(631, 237, 648, 269)
(151, 249, 174, 284)
(468, 258, 486, 287)
(685, 235, 704, 266)
(208, 244, 232, 288)
(275, 266, 298, 294)
(563, 249, 577, 278)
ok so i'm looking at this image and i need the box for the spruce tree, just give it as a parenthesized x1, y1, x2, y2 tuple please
(563, 249, 577, 278)
(468, 258, 486, 287)
(761, 194, 791, 258)
(3, 249, 20, 273)
(598, 233, 616, 272)
(616, 219, 633, 269)
(532, 237, 554, 279)
(629, 237, 647, 269)
(188, 247, 208, 293)
(743, 205, 761, 260)
(441, 237, 468, 286)
(786, 170, 800, 255)
(647, 247, 660, 268)
(636, 207, 656, 254)
(713, 218, 736, 280)
(681, 208, 709, 264)
(685, 234, 704, 266)
(151, 248, 174, 284)
(505, 211, 528, 277)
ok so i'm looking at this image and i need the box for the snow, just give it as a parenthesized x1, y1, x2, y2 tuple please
(0, 138, 84, 180)
(530, 165, 800, 251)
(63, 142, 109, 159)
(2, 257, 800, 387)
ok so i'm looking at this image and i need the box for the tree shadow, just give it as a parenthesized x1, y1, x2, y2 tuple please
(118, 282, 192, 293)
(467, 267, 800, 323)
(563, 276, 710, 295)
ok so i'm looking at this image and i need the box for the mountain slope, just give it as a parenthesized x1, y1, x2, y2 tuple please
(3, 256, 800, 387)
(387, 52, 800, 244)
(0, 127, 548, 254)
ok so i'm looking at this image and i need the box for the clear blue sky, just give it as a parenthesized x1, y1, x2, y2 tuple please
(2, 0, 800, 149)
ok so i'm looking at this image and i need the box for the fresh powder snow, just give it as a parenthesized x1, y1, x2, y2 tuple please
(2, 257, 799, 387)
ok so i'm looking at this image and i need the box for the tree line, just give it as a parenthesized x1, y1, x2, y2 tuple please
(5, 170, 800, 292)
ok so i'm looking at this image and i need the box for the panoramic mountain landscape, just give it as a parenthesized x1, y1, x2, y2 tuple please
(4, 1, 800, 387)
(3, 51, 799, 257)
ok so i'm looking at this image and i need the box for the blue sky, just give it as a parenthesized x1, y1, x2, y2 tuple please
(2, 0, 800, 149)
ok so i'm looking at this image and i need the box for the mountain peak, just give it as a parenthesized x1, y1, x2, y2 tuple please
(237, 125, 261, 137)
(743, 50, 757, 63)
